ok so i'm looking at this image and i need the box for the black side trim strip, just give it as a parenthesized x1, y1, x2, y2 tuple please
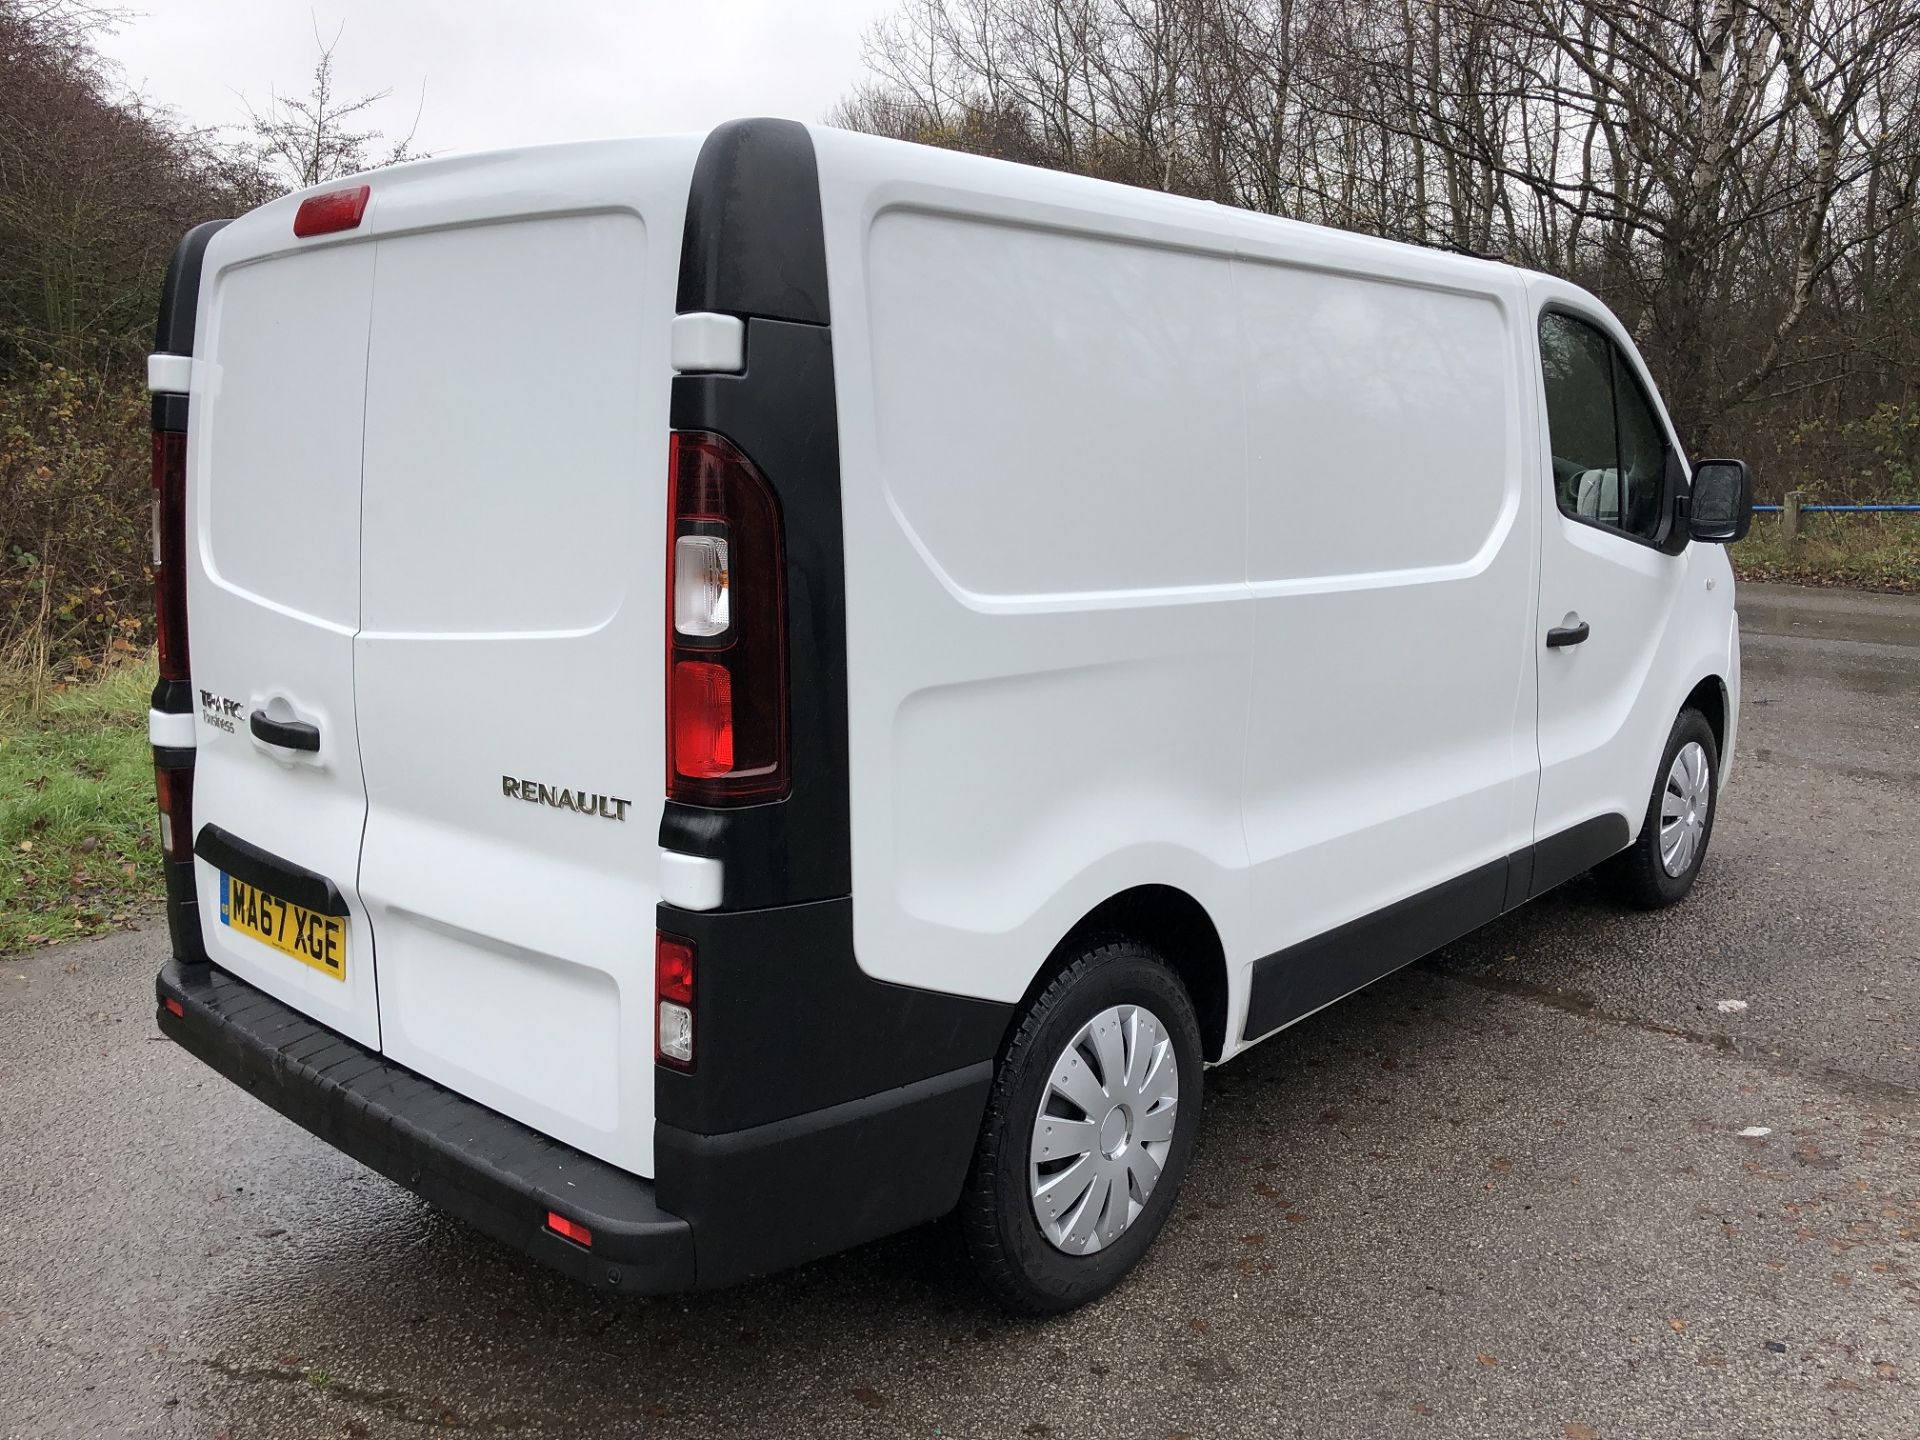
(1528, 813, 1632, 899)
(1242, 813, 1637, 1045)
(676, 119, 829, 325)
(655, 1062, 991, 1290)
(1243, 858, 1509, 1043)
(654, 896, 1011, 1135)
(1501, 845, 1535, 912)
(192, 824, 348, 917)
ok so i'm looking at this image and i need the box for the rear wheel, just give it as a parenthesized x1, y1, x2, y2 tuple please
(960, 939, 1203, 1314)
(1600, 707, 1720, 909)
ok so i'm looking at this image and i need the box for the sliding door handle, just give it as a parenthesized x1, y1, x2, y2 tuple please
(1546, 620, 1591, 648)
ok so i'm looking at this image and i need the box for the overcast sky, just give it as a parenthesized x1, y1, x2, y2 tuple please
(94, 0, 893, 157)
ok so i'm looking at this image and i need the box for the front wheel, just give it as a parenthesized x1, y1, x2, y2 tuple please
(959, 939, 1204, 1314)
(1600, 707, 1720, 909)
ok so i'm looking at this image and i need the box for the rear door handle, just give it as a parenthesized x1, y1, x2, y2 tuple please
(250, 711, 320, 751)
(1546, 621, 1591, 648)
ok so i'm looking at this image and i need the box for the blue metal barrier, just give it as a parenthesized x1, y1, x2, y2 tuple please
(1752, 503, 1920, 513)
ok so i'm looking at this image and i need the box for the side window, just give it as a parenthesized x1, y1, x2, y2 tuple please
(1538, 312, 1670, 542)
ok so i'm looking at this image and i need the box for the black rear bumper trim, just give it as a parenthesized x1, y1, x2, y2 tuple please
(156, 958, 695, 1294)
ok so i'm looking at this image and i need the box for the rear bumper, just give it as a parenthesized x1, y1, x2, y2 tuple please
(156, 953, 999, 1293)
(157, 958, 696, 1294)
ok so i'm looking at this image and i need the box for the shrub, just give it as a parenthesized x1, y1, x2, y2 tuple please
(0, 364, 149, 689)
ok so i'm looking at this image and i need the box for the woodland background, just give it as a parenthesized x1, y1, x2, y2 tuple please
(5, 0, 1919, 685)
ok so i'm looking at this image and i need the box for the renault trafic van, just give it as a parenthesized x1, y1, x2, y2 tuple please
(151, 118, 1752, 1314)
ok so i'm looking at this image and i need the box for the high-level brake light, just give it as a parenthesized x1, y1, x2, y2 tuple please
(292, 184, 370, 238)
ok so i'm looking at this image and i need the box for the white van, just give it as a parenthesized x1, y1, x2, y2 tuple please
(150, 118, 1751, 1313)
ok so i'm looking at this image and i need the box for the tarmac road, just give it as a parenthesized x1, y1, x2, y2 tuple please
(2, 581, 1915, 1439)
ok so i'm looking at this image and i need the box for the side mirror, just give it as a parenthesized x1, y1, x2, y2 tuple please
(1688, 459, 1753, 544)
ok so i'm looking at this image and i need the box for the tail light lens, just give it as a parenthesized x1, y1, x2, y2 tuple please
(151, 430, 189, 683)
(655, 931, 696, 1070)
(665, 432, 788, 804)
(154, 763, 193, 862)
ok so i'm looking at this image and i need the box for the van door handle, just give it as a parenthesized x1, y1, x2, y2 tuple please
(250, 711, 320, 751)
(1546, 621, 1591, 648)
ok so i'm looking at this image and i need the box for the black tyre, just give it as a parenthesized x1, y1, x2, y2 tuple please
(960, 938, 1204, 1315)
(1599, 707, 1720, 909)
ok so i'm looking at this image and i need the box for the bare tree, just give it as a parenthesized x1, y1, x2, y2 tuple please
(244, 20, 423, 191)
(835, 0, 1920, 491)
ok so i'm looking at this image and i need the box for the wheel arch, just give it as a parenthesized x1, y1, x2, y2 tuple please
(1013, 884, 1231, 1063)
(1681, 673, 1729, 759)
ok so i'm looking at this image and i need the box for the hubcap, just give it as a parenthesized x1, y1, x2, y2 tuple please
(1660, 740, 1711, 877)
(1029, 1004, 1179, 1255)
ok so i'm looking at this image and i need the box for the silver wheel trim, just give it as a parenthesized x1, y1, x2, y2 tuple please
(1029, 1004, 1179, 1255)
(1660, 740, 1711, 877)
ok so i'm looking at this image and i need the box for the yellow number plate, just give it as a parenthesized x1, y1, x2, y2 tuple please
(219, 872, 346, 981)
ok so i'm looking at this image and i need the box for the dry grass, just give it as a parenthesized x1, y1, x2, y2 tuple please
(1731, 513, 1920, 593)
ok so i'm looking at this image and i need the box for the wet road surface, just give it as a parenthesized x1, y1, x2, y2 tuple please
(3, 582, 1915, 1439)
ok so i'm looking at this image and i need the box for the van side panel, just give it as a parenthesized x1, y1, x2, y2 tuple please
(1236, 259, 1539, 1038)
(815, 126, 1549, 1053)
(817, 133, 1258, 1015)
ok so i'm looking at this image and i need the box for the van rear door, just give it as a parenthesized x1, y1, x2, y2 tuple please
(186, 232, 382, 1048)
(351, 149, 692, 1179)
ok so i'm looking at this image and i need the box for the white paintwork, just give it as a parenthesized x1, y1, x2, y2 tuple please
(146, 352, 191, 394)
(670, 311, 745, 373)
(1524, 276, 1738, 855)
(148, 707, 195, 750)
(176, 122, 1739, 1180)
(186, 228, 382, 1048)
(807, 124, 1736, 1058)
(182, 140, 696, 1175)
(659, 850, 724, 911)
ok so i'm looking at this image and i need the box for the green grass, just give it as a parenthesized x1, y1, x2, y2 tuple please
(1732, 512, 1920, 592)
(0, 659, 161, 952)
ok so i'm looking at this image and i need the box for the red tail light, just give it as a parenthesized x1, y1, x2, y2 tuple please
(151, 430, 189, 683)
(655, 931, 696, 1070)
(154, 763, 193, 862)
(292, 184, 370, 238)
(665, 432, 788, 804)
